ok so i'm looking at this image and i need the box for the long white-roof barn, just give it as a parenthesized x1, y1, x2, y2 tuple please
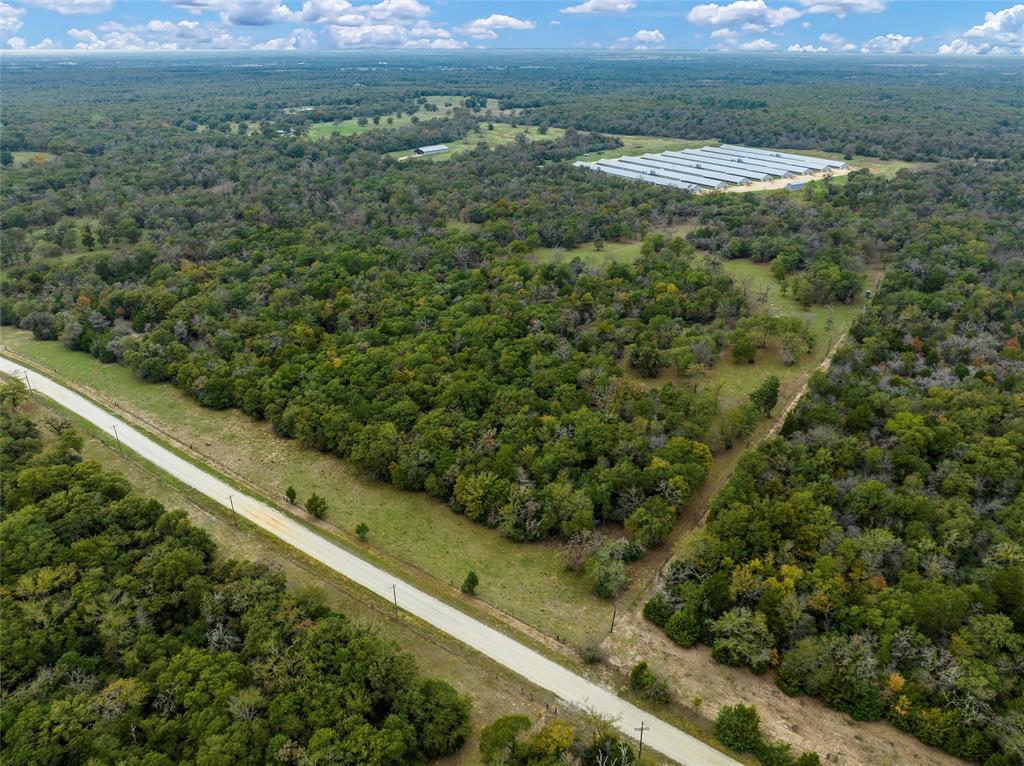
(576, 144, 846, 192)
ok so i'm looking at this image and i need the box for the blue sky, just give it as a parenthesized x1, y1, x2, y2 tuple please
(1, 0, 1022, 54)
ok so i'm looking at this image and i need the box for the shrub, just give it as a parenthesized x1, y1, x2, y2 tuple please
(714, 704, 763, 753)
(285, 485, 297, 504)
(643, 593, 673, 627)
(355, 522, 369, 541)
(628, 661, 672, 704)
(664, 607, 701, 648)
(461, 570, 479, 595)
(579, 638, 603, 665)
(305, 493, 328, 519)
(479, 715, 531, 764)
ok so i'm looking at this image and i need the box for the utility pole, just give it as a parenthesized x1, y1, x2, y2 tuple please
(635, 721, 648, 759)
(390, 584, 399, 614)
(111, 424, 124, 456)
(21, 370, 33, 395)
(227, 493, 238, 528)
(609, 598, 618, 634)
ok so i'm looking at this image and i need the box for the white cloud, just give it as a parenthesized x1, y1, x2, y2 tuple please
(292, 0, 457, 49)
(738, 36, 778, 49)
(939, 3, 1023, 55)
(613, 27, 664, 48)
(254, 26, 317, 47)
(819, 31, 856, 50)
(550, 19, 560, 25)
(366, 0, 429, 20)
(0, 1, 24, 37)
(860, 32, 919, 53)
(459, 13, 534, 40)
(787, 42, 826, 51)
(688, 1, 800, 30)
(798, 0, 884, 16)
(19, 0, 112, 13)
(298, 0, 361, 24)
(69, 18, 257, 48)
(560, 0, 635, 14)
(6, 33, 59, 47)
(171, 0, 294, 26)
(402, 35, 464, 48)
(710, 26, 737, 39)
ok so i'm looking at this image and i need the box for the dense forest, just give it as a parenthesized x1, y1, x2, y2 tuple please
(2, 53, 1024, 764)
(0, 380, 472, 765)
(646, 162, 1024, 764)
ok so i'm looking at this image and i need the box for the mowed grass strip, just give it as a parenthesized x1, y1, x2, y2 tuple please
(1, 329, 613, 645)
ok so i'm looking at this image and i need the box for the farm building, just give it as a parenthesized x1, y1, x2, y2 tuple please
(414, 144, 449, 156)
(575, 144, 846, 192)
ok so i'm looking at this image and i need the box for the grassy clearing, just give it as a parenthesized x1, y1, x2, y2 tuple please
(530, 222, 697, 268)
(705, 258, 864, 411)
(10, 151, 55, 167)
(0, 328, 613, 646)
(531, 239, 646, 267)
(308, 94, 505, 141)
(309, 113, 424, 139)
(10, 389, 557, 763)
(392, 123, 567, 161)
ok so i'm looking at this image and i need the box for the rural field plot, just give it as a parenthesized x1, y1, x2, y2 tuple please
(9, 151, 55, 167)
(307, 94, 505, 140)
(392, 123, 567, 160)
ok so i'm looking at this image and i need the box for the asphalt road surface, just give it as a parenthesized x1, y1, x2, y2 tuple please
(0, 354, 740, 766)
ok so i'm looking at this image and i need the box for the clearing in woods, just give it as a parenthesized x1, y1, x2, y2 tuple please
(9, 151, 56, 167)
(307, 94, 506, 140)
(390, 123, 567, 160)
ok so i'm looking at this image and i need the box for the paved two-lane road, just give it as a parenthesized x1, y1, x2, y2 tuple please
(0, 355, 739, 766)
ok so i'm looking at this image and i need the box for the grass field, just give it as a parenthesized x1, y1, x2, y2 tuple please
(575, 135, 715, 163)
(392, 123, 567, 161)
(10, 151, 55, 167)
(0, 328, 615, 647)
(529, 223, 698, 268)
(705, 258, 866, 411)
(531, 239, 647, 267)
(308, 94, 505, 141)
(9, 388, 559, 763)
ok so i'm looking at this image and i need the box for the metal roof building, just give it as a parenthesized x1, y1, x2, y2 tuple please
(670, 150, 794, 178)
(414, 144, 449, 156)
(697, 148, 807, 176)
(720, 144, 847, 170)
(662, 151, 774, 181)
(574, 161, 698, 191)
(573, 144, 845, 192)
(634, 154, 749, 184)
(640, 154, 750, 184)
(601, 158, 730, 189)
